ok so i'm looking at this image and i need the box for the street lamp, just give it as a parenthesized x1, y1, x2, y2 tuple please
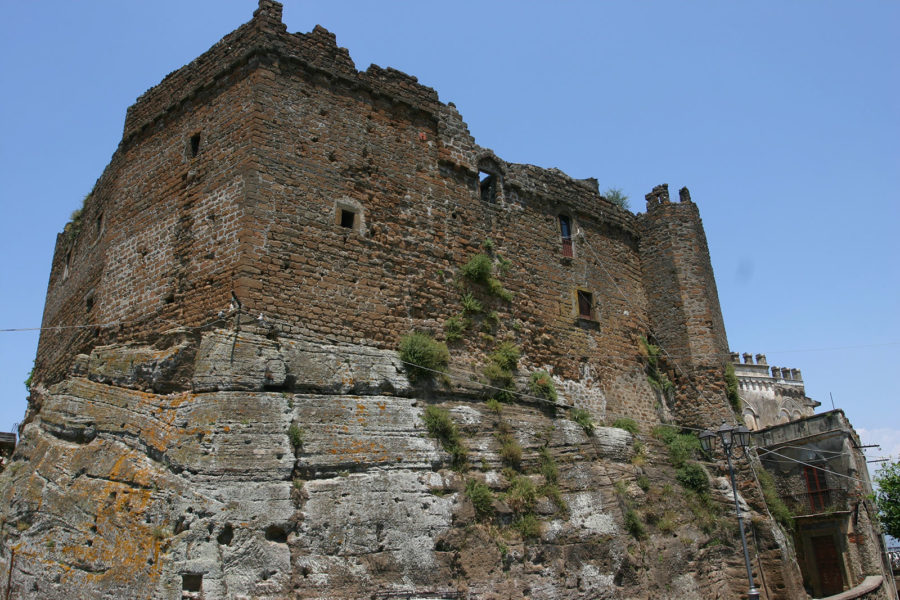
(700, 422, 760, 600)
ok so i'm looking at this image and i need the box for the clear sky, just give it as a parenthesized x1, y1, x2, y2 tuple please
(1, 2, 897, 470)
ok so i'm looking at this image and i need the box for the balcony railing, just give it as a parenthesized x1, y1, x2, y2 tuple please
(561, 237, 573, 258)
(782, 487, 850, 517)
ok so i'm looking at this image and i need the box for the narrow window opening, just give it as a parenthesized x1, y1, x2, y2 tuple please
(63, 250, 72, 280)
(85, 290, 95, 312)
(577, 290, 594, 320)
(479, 170, 496, 203)
(189, 134, 201, 158)
(340, 209, 356, 229)
(559, 215, 573, 258)
(181, 573, 202, 593)
(96, 212, 104, 239)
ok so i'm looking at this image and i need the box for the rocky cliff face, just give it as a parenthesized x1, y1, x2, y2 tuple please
(0, 324, 804, 599)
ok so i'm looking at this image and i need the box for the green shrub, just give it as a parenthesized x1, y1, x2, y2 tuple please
(641, 336, 674, 393)
(537, 447, 567, 513)
(461, 253, 493, 284)
(538, 447, 558, 485)
(612, 417, 638, 435)
(652, 426, 700, 468)
(465, 479, 495, 519)
(676, 463, 709, 494)
(514, 514, 541, 539)
(484, 342, 520, 401)
(604, 187, 630, 211)
(490, 342, 520, 371)
(528, 371, 558, 403)
(757, 468, 793, 529)
(570, 408, 595, 434)
(624, 509, 646, 539)
(498, 433, 523, 470)
(443, 314, 469, 342)
(505, 475, 537, 514)
(496, 255, 512, 276)
(487, 277, 513, 301)
(423, 405, 456, 440)
(651, 425, 678, 445)
(636, 475, 650, 492)
(288, 424, 304, 449)
(460, 292, 483, 315)
(725, 363, 742, 414)
(684, 489, 723, 535)
(481, 238, 495, 252)
(657, 511, 676, 534)
(423, 405, 468, 471)
(399, 332, 450, 382)
(667, 434, 700, 469)
(486, 398, 503, 415)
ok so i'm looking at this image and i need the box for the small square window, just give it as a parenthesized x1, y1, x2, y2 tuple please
(340, 209, 356, 229)
(182, 573, 202, 593)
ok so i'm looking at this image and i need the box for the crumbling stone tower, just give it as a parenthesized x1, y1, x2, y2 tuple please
(1, 3, 806, 599)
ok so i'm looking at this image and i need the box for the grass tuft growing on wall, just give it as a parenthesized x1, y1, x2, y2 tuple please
(465, 479, 495, 519)
(612, 417, 638, 435)
(423, 405, 468, 471)
(528, 371, 557, 403)
(570, 408, 595, 434)
(399, 332, 450, 382)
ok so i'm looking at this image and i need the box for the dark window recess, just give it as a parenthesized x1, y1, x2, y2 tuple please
(479, 170, 497, 203)
(577, 290, 594, 320)
(96, 213, 104, 238)
(85, 291, 95, 312)
(181, 573, 202, 593)
(189, 134, 201, 158)
(559, 215, 573, 258)
(340, 209, 356, 229)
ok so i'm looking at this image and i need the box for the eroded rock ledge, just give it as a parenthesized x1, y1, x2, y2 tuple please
(1, 329, 795, 599)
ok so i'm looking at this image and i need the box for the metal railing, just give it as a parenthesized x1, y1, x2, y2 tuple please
(782, 487, 850, 517)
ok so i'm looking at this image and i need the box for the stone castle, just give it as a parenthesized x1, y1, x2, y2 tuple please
(1, 2, 890, 599)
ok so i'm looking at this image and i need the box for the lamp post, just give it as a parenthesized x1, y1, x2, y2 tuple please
(700, 422, 761, 600)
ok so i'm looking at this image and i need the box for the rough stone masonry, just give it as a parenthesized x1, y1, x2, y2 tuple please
(0, 2, 809, 598)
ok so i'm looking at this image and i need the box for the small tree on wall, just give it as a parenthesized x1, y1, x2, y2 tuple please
(604, 188, 630, 211)
(874, 459, 900, 539)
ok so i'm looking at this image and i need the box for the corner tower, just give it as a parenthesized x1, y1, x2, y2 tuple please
(639, 184, 732, 427)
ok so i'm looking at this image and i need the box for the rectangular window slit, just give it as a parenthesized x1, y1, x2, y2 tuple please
(577, 290, 593, 320)
(189, 134, 201, 157)
(340, 209, 356, 229)
(559, 215, 573, 258)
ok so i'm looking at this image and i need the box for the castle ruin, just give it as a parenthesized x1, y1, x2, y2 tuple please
(3, 2, 891, 599)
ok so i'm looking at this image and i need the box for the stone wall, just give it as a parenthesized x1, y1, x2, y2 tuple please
(0, 2, 812, 599)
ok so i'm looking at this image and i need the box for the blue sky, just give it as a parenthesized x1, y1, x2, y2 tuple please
(1, 2, 898, 469)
